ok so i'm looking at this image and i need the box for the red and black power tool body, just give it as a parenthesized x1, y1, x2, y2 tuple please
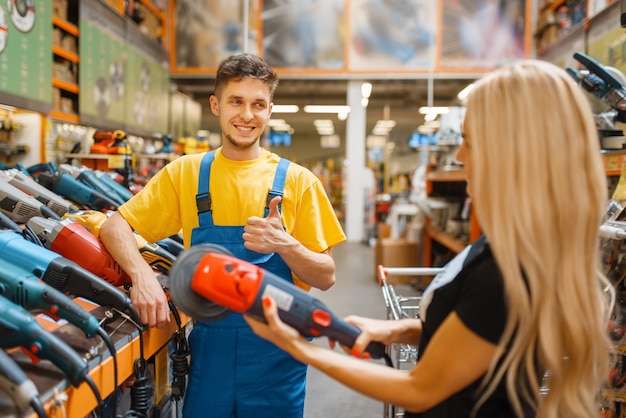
(169, 244, 385, 359)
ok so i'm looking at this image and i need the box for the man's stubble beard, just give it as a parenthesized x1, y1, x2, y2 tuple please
(224, 133, 260, 149)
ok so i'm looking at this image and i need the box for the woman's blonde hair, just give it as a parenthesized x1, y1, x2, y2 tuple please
(464, 59, 615, 417)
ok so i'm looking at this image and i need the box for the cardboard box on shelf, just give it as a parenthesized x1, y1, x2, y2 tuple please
(61, 35, 77, 53)
(52, 28, 62, 46)
(52, 0, 68, 20)
(52, 88, 61, 112)
(375, 238, 419, 284)
(377, 223, 391, 239)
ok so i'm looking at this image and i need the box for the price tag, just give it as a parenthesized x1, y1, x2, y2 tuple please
(107, 155, 127, 169)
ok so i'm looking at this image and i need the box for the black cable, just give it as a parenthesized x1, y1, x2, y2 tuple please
(167, 301, 189, 402)
(97, 327, 119, 416)
(169, 330, 189, 401)
(84, 374, 104, 418)
(115, 322, 153, 418)
(20, 224, 44, 246)
(30, 396, 48, 418)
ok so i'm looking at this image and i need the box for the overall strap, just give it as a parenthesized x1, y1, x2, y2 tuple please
(196, 150, 216, 226)
(264, 158, 291, 218)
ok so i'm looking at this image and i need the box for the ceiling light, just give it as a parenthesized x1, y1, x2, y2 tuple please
(374, 120, 396, 128)
(267, 119, 287, 126)
(337, 112, 348, 121)
(424, 112, 438, 122)
(272, 105, 299, 113)
(361, 82, 372, 98)
(314, 119, 334, 127)
(419, 106, 449, 115)
(317, 127, 335, 135)
(361, 97, 369, 108)
(304, 105, 351, 114)
(457, 83, 475, 101)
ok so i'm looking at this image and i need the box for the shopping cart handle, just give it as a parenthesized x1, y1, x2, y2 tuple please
(377, 265, 444, 286)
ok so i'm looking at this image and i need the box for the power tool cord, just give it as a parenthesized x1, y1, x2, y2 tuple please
(30, 396, 47, 418)
(168, 302, 189, 402)
(84, 374, 104, 417)
(116, 328, 152, 418)
(97, 327, 119, 417)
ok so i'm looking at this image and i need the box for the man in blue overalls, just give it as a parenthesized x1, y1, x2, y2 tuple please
(100, 53, 347, 417)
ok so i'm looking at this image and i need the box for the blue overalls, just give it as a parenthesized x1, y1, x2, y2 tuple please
(183, 151, 307, 418)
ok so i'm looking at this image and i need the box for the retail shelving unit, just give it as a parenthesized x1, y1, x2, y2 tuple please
(51, 0, 80, 123)
(422, 168, 480, 267)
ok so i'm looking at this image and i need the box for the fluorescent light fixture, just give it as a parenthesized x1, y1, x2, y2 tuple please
(320, 135, 340, 149)
(304, 105, 351, 114)
(361, 82, 372, 98)
(267, 119, 287, 126)
(375, 120, 396, 128)
(337, 112, 349, 121)
(361, 97, 369, 108)
(457, 83, 475, 101)
(272, 105, 299, 113)
(366, 135, 386, 148)
(317, 127, 335, 135)
(314, 119, 334, 127)
(419, 106, 449, 115)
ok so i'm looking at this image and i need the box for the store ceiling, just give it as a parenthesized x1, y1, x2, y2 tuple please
(173, 77, 476, 154)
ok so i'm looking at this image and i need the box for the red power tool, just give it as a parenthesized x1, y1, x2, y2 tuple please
(168, 244, 386, 359)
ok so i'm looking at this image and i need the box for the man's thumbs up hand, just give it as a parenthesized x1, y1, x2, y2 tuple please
(243, 196, 287, 254)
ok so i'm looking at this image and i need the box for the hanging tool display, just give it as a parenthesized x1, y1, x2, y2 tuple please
(0, 348, 46, 418)
(0, 295, 103, 416)
(0, 230, 141, 327)
(169, 244, 386, 359)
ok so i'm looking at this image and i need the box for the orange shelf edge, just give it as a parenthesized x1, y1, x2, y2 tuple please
(52, 16, 79, 37)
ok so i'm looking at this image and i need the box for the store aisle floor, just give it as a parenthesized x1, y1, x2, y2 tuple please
(303, 240, 419, 418)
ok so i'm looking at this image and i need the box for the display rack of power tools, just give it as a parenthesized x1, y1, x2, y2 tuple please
(570, 52, 626, 418)
(0, 112, 28, 161)
(0, 158, 189, 417)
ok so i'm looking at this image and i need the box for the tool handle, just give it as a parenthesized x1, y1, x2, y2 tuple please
(0, 267, 101, 338)
(304, 301, 386, 359)
(0, 297, 88, 387)
(0, 349, 40, 413)
(255, 278, 386, 359)
(44, 257, 140, 325)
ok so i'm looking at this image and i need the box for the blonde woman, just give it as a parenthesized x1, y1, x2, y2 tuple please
(245, 59, 615, 418)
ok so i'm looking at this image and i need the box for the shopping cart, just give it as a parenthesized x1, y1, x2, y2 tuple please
(376, 265, 443, 418)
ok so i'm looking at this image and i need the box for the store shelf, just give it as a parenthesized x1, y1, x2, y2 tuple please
(426, 225, 468, 254)
(52, 78, 79, 94)
(603, 149, 626, 177)
(136, 0, 166, 21)
(52, 45, 79, 63)
(426, 169, 466, 182)
(49, 110, 79, 123)
(52, 16, 79, 37)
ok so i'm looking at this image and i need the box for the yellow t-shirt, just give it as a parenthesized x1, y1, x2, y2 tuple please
(119, 148, 346, 289)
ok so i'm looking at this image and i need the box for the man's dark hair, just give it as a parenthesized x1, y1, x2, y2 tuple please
(214, 53, 279, 99)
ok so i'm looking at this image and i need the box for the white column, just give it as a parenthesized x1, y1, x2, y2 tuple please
(344, 80, 366, 242)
